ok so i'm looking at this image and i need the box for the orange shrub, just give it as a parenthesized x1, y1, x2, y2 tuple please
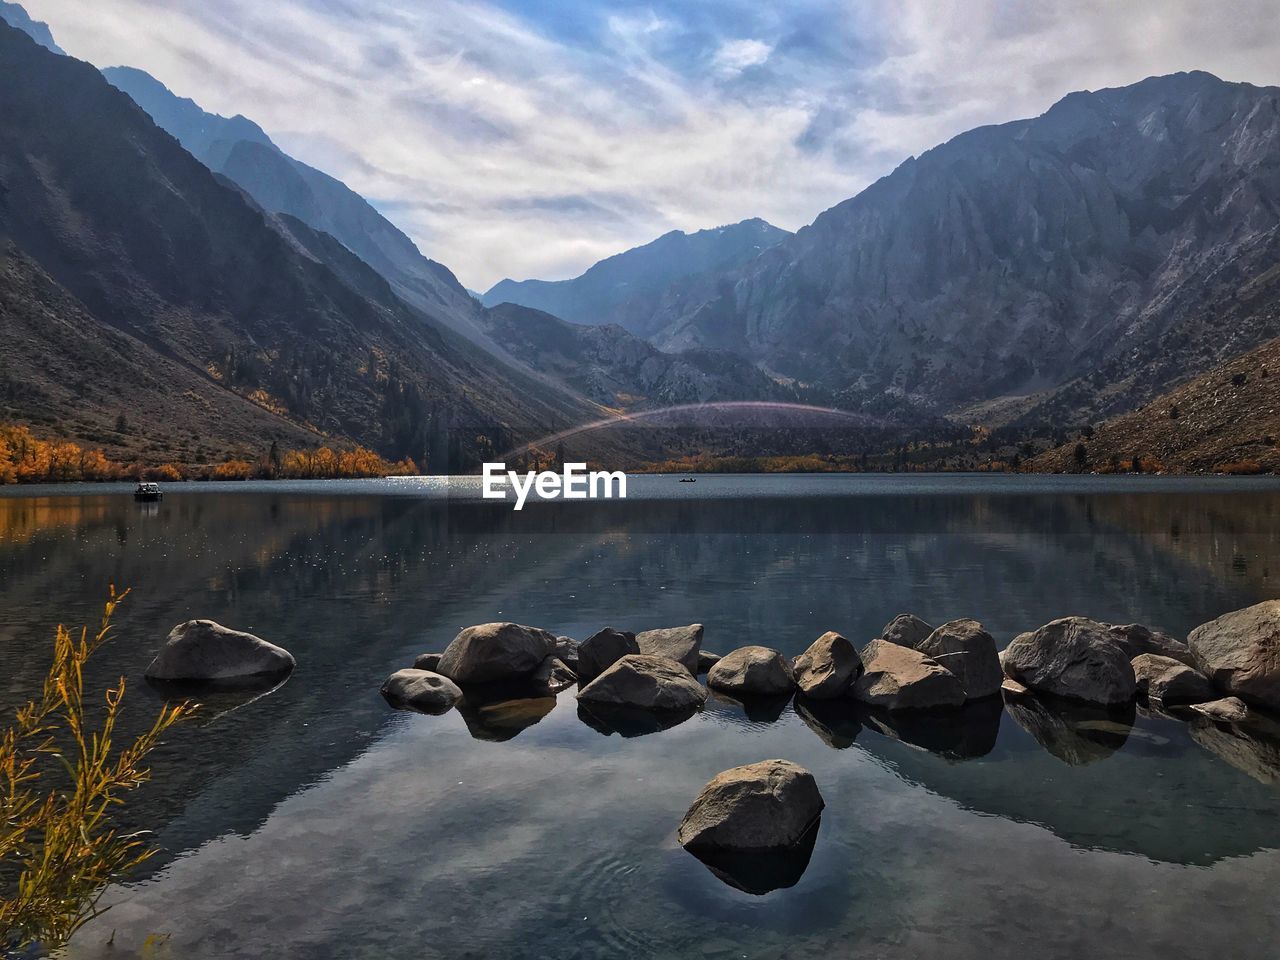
(1215, 459, 1266, 475)
(212, 459, 254, 480)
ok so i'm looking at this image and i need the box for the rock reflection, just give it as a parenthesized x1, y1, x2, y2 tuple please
(1004, 692, 1135, 766)
(145, 673, 292, 725)
(1189, 713, 1280, 786)
(793, 697, 861, 749)
(456, 683, 557, 741)
(705, 689, 792, 724)
(859, 697, 1002, 759)
(576, 702, 699, 738)
(684, 819, 821, 895)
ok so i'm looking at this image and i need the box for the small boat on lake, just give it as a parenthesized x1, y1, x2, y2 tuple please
(134, 481, 163, 502)
(679, 477, 697, 483)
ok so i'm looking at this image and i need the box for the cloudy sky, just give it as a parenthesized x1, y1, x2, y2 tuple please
(24, 0, 1280, 290)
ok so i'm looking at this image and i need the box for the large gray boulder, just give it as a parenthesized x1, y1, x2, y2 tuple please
(677, 759, 823, 852)
(413, 652, 443, 672)
(916, 619, 1002, 699)
(1131, 653, 1216, 704)
(1107, 623, 1195, 666)
(576, 654, 707, 712)
(707, 646, 795, 697)
(146, 620, 295, 681)
(851, 639, 965, 710)
(880, 614, 935, 649)
(577, 628, 640, 683)
(380, 669, 462, 715)
(791, 632, 861, 699)
(531, 656, 577, 695)
(1187, 602, 1280, 710)
(1001, 617, 1136, 704)
(554, 636, 579, 673)
(436, 622, 556, 684)
(697, 650, 722, 673)
(636, 624, 703, 674)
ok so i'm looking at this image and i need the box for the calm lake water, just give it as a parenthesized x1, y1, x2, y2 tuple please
(3, 474, 1280, 959)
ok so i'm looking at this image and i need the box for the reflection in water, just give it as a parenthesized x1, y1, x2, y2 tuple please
(705, 688, 794, 723)
(147, 673, 293, 725)
(1190, 715, 1280, 785)
(1003, 693, 1135, 766)
(576, 701, 699, 738)
(859, 697, 1003, 760)
(684, 819, 822, 896)
(4, 479, 1280, 957)
(794, 697, 862, 748)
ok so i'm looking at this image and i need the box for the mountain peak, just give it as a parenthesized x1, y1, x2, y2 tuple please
(0, 1, 63, 54)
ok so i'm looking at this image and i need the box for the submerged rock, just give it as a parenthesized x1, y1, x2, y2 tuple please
(1188, 601, 1280, 710)
(678, 759, 824, 854)
(697, 650, 722, 674)
(576, 628, 640, 683)
(916, 619, 1002, 699)
(636, 624, 703, 674)
(880, 613, 935, 649)
(851, 640, 965, 711)
(791, 632, 861, 699)
(1001, 617, 1136, 704)
(576, 654, 707, 712)
(380, 669, 462, 715)
(1107, 623, 1195, 666)
(1131, 653, 1216, 704)
(436, 622, 556, 684)
(707, 646, 796, 697)
(1190, 696, 1251, 722)
(146, 620, 295, 682)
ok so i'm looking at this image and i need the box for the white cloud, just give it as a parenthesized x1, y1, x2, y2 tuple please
(712, 37, 773, 77)
(19, 0, 1280, 289)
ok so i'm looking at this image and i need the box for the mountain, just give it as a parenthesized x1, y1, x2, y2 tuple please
(0, 0, 61, 53)
(1031, 336, 1280, 473)
(481, 219, 790, 332)
(647, 72, 1280, 425)
(99, 66, 482, 333)
(0, 21, 603, 467)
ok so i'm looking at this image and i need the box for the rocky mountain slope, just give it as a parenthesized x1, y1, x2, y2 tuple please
(481, 219, 789, 333)
(648, 72, 1280, 425)
(1031, 336, 1280, 473)
(0, 21, 604, 466)
(100, 66, 482, 336)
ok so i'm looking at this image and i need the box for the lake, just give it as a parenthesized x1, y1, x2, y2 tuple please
(2, 474, 1280, 959)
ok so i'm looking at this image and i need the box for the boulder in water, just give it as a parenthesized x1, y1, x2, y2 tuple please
(1001, 617, 1135, 704)
(380, 669, 462, 715)
(1131, 653, 1216, 704)
(851, 639, 964, 710)
(1187, 601, 1280, 710)
(678, 759, 824, 853)
(577, 628, 640, 683)
(636, 624, 703, 674)
(707, 646, 796, 697)
(1191, 696, 1251, 722)
(916, 619, 1002, 699)
(436, 622, 556, 684)
(880, 613, 935, 649)
(146, 620, 295, 682)
(791, 631, 861, 699)
(576, 654, 707, 712)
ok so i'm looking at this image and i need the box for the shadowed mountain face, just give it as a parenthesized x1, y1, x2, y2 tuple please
(100, 65, 482, 337)
(646, 72, 1280, 423)
(0, 22, 604, 463)
(481, 218, 790, 334)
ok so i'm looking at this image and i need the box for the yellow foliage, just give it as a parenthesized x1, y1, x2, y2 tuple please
(212, 459, 253, 480)
(0, 589, 194, 951)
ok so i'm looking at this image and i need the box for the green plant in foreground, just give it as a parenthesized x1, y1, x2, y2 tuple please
(0, 588, 194, 952)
